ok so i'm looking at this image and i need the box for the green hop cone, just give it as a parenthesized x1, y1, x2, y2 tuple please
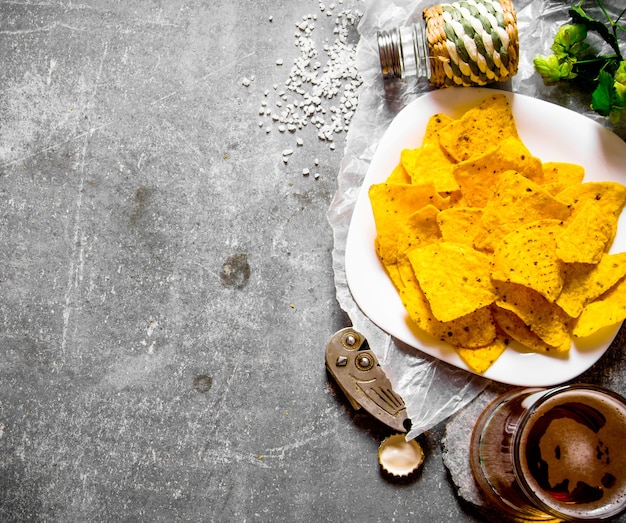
(534, 54, 576, 84)
(551, 23, 589, 61)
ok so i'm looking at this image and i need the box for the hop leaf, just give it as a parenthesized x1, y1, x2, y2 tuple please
(591, 70, 618, 116)
(569, 3, 622, 59)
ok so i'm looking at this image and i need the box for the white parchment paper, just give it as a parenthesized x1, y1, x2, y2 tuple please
(328, 0, 625, 440)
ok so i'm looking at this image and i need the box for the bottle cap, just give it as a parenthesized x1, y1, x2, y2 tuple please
(378, 433, 424, 477)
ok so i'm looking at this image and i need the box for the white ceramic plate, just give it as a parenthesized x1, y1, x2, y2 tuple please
(345, 87, 626, 387)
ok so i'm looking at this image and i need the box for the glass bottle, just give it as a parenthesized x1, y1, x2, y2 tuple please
(377, 0, 519, 87)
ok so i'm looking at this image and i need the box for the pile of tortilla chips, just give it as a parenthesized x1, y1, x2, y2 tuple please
(369, 94, 626, 374)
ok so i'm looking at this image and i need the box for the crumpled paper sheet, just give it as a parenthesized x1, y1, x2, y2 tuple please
(328, 0, 625, 440)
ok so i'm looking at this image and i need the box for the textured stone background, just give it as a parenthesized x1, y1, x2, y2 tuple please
(0, 1, 483, 521)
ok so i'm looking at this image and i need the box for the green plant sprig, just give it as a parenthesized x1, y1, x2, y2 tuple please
(533, 0, 626, 123)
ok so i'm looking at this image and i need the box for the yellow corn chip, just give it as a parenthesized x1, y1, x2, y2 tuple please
(369, 182, 449, 266)
(492, 306, 570, 354)
(400, 148, 421, 179)
(494, 281, 570, 347)
(438, 94, 519, 162)
(394, 205, 442, 287)
(557, 182, 626, 244)
(491, 219, 565, 302)
(408, 242, 496, 322)
(541, 162, 585, 195)
(399, 277, 497, 348)
(401, 113, 459, 192)
(453, 136, 543, 207)
(423, 112, 454, 142)
(473, 171, 571, 252)
(386, 162, 412, 184)
(411, 143, 460, 193)
(556, 200, 613, 264)
(456, 335, 508, 374)
(573, 277, 626, 337)
(437, 207, 483, 246)
(557, 252, 626, 318)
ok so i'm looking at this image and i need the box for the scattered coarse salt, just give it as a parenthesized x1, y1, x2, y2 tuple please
(242, 77, 251, 87)
(302, 168, 310, 176)
(257, 4, 363, 173)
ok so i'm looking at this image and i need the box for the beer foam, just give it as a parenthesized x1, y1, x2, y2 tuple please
(539, 418, 615, 494)
(518, 388, 626, 519)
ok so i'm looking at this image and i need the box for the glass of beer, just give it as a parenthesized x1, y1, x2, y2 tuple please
(470, 384, 626, 521)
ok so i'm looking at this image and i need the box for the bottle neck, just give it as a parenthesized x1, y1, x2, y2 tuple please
(377, 23, 431, 81)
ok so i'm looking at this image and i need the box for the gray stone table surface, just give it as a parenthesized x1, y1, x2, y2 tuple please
(1, 1, 625, 522)
(0, 1, 481, 521)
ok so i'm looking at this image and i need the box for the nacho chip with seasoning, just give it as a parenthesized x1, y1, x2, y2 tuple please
(393, 205, 442, 288)
(573, 277, 626, 337)
(408, 242, 496, 322)
(411, 143, 460, 193)
(557, 252, 626, 318)
(556, 200, 613, 264)
(399, 276, 497, 348)
(494, 281, 571, 348)
(453, 136, 543, 207)
(473, 170, 571, 252)
(541, 161, 585, 195)
(369, 182, 449, 266)
(401, 113, 459, 193)
(492, 306, 571, 354)
(437, 207, 483, 246)
(456, 335, 508, 374)
(491, 219, 566, 302)
(557, 181, 626, 245)
(386, 162, 412, 184)
(438, 94, 520, 162)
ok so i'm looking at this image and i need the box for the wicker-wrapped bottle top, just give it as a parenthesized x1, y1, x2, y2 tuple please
(378, 0, 519, 87)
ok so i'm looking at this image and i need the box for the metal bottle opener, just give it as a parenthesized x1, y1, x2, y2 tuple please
(325, 327, 409, 433)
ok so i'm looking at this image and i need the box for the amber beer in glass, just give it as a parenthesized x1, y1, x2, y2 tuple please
(470, 385, 626, 521)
